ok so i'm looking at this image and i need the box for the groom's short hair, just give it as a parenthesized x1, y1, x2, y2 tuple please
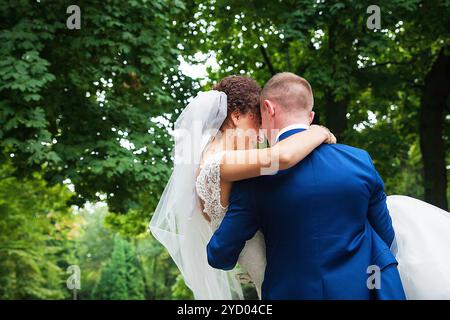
(261, 72, 314, 113)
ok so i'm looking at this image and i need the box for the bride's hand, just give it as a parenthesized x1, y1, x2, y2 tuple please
(309, 125, 337, 144)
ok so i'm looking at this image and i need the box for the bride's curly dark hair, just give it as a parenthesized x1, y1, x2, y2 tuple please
(213, 75, 261, 126)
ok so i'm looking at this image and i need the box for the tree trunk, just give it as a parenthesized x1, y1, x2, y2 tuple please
(259, 45, 276, 76)
(419, 48, 450, 210)
(324, 90, 348, 142)
(323, 21, 349, 141)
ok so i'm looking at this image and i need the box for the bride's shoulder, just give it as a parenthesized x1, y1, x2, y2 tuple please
(199, 150, 225, 168)
(196, 151, 228, 225)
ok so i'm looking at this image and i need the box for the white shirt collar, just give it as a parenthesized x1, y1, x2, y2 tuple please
(275, 123, 310, 142)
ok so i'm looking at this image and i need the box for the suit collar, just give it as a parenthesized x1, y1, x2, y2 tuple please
(276, 123, 309, 142)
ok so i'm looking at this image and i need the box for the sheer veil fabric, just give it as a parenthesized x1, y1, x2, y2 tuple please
(149, 91, 244, 299)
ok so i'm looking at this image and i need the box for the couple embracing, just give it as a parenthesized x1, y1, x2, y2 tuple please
(150, 73, 450, 300)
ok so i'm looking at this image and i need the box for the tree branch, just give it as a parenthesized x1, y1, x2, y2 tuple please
(259, 45, 276, 76)
(284, 42, 292, 72)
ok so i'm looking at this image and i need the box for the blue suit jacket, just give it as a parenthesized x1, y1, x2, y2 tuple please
(207, 129, 405, 300)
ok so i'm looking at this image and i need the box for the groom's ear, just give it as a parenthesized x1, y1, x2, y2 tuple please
(309, 111, 315, 124)
(263, 99, 276, 117)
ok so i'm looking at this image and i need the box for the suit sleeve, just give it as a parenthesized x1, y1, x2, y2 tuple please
(366, 152, 395, 247)
(207, 180, 259, 270)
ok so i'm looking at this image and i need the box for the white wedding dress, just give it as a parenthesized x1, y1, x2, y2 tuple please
(387, 196, 450, 299)
(196, 152, 266, 299)
(197, 153, 450, 299)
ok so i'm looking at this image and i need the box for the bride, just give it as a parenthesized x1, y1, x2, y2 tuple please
(149, 75, 450, 300)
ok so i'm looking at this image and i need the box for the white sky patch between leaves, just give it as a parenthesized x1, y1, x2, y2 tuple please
(178, 52, 219, 86)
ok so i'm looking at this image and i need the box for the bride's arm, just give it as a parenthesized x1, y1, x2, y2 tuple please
(220, 125, 336, 182)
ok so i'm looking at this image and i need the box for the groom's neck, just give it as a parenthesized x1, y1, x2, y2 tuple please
(275, 116, 310, 131)
(268, 116, 311, 145)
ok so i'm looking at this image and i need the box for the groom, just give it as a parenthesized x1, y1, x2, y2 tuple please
(207, 72, 406, 300)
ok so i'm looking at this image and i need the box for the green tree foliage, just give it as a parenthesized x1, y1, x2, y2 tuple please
(73, 206, 114, 299)
(0, 161, 77, 299)
(135, 232, 190, 299)
(171, 274, 194, 300)
(74, 206, 185, 300)
(92, 235, 145, 300)
(0, 0, 198, 234)
(178, 0, 449, 207)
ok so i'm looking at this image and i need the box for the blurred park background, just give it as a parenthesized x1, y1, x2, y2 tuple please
(0, 0, 449, 299)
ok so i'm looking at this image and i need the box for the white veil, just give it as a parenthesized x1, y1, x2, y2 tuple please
(149, 91, 244, 299)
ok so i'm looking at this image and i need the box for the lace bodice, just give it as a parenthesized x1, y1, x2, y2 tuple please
(195, 151, 267, 299)
(196, 152, 228, 230)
